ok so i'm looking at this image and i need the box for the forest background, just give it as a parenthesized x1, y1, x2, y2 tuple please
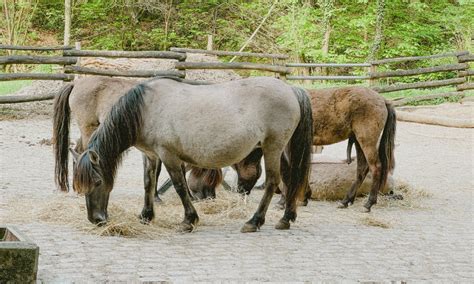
(0, 0, 473, 97)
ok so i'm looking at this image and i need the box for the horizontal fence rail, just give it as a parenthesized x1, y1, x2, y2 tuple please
(64, 66, 185, 78)
(456, 83, 474, 91)
(369, 63, 469, 79)
(0, 44, 74, 51)
(175, 62, 291, 74)
(0, 55, 77, 65)
(0, 93, 56, 104)
(286, 62, 371, 68)
(170, 47, 288, 59)
(391, 92, 465, 107)
(0, 73, 74, 81)
(370, 51, 469, 65)
(459, 70, 474, 77)
(373, 77, 466, 93)
(286, 75, 370, 81)
(63, 50, 186, 61)
(458, 54, 474, 63)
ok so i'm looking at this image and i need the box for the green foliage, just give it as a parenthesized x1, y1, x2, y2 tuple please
(0, 80, 32, 96)
(8, 0, 473, 65)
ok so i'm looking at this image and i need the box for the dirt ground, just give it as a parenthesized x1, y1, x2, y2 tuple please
(0, 101, 473, 282)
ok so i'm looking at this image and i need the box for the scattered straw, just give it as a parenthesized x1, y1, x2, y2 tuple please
(376, 180, 432, 210)
(5, 188, 281, 239)
(359, 216, 391, 229)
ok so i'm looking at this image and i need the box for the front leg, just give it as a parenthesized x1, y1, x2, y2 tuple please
(141, 155, 158, 223)
(162, 159, 199, 232)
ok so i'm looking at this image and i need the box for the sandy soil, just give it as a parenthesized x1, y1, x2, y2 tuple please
(0, 101, 472, 281)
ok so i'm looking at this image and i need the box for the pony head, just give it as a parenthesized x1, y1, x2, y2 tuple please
(71, 148, 110, 225)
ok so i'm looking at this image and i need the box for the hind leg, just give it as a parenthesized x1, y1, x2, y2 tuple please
(361, 147, 383, 212)
(145, 156, 162, 203)
(241, 149, 281, 233)
(338, 140, 369, 208)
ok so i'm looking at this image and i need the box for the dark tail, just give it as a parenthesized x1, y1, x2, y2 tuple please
(379, 101, 396, 189)
(285, 87, 313, 221)
(52, 83, 75, 192)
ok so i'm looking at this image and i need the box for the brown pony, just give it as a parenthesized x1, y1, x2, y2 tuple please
(189, 86, 396, 212)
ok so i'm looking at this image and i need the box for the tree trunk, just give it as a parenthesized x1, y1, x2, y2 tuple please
(320, 0, 334, 56)
(368, 0, 385, 61)
(63, 0, 71, 45)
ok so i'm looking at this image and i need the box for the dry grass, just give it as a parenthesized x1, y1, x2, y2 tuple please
(376, 179, 432, 210)
(359, 216, 391, 229)
(6, 188, 281, 239)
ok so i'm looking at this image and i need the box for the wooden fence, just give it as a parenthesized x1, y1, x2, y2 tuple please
(0, 43, 472, 106)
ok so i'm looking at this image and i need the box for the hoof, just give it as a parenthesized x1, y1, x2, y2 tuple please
(140, 208, 154, 224)
(362, 206, 371, 213)
(337, 202, 348, 209)
(140, 217, 151, 225)
(241, 222, 258, 233)
(177, 222, 195, 233)
(275, 219, 290, 230)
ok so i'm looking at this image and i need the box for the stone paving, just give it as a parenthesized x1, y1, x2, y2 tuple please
(0, 118, 473, 282)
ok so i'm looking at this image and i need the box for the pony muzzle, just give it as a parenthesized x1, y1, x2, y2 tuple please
(85, 191, 110, 225)
(88, 211, 108, 226)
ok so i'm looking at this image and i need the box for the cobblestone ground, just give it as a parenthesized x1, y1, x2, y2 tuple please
(1, 118, 473, 282)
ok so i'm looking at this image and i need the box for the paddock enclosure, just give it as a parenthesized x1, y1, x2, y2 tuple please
(1, 45, 473, 282)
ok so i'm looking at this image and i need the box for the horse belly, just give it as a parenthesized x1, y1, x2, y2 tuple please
(178, 128, 262, 168)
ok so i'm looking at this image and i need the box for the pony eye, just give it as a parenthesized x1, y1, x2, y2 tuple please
(94, 180, 102, 187)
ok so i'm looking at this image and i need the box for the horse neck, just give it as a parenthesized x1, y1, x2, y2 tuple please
(88, 83, 146, 185)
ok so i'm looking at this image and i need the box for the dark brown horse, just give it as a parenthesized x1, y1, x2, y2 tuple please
(189, 86, 396, 212)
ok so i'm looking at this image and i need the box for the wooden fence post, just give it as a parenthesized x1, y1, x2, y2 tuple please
(207, 35, 213, 51)
(456, 52, 470, 93)
(369, 63, 377, 87)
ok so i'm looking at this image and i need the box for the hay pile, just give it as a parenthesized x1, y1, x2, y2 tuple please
(7, 188, 281, 239)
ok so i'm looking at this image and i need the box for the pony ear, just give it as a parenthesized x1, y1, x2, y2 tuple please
(69, 148, 80, 162)
(88, 150, 100, 165)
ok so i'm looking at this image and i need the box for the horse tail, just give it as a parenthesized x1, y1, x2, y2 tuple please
(52, 83, 75, 192)
(285, 87, 313, 221)
(379, 101, 397, 188)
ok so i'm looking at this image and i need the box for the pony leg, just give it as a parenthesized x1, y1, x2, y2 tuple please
(276, 152, 290, 209)
(163, 161, 199, 232)
(360, 146, 383, 212)
(241, 151, 281, 233)
(141, 155, 158, 223)
(338, 140, 369, 208)
(145, 156, 162, 203)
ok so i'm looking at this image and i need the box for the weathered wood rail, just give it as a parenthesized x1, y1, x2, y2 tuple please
(0, 44, 74, 51)
(64, 66, 185, 78)
(0, 44, 472, 105)
(63, 50, 186, 61)
(286, 50, 472, 106)
(170, 47, 288, 59)
(175, 61, 291, 74)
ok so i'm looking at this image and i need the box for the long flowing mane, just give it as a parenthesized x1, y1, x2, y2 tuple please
(75, 83, 147, 190)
